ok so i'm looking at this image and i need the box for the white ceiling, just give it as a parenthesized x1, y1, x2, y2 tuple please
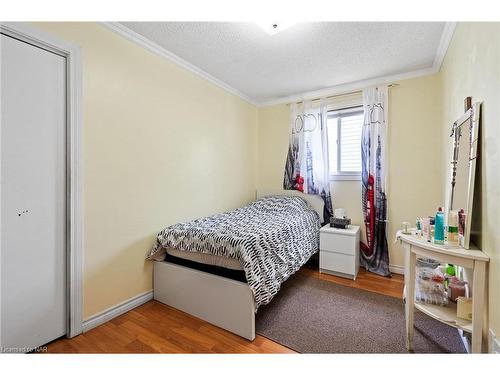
(119, 22, 448, 105)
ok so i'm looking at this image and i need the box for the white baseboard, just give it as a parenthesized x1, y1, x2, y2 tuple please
(389, 264, 404, 275)
(82, 290, 153, 332)
(459, 329, 471, 353)
(490, 329, 500, 354)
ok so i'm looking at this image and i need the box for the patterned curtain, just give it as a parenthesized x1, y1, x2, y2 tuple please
(360, 86, 390, 276)
(283, 100, 333, 223)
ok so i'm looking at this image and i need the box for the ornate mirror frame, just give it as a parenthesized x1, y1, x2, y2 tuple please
(447, 101, 481, 249)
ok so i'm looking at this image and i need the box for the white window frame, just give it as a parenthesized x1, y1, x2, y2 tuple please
(327, 106, 364, 181)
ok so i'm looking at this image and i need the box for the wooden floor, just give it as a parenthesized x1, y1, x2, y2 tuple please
(45, 268, 404, 353)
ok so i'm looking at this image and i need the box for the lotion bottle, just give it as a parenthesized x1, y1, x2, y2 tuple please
(448, 210, 459, 246)
(434, 207, 445, 245)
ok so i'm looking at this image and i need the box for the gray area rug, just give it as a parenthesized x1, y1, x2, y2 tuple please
(255, 272, 466, 353)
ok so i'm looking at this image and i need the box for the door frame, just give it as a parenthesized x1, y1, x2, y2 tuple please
(0, 22, 83, 340)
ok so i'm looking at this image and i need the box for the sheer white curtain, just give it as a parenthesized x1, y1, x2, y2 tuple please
(283, 99, 333, 222)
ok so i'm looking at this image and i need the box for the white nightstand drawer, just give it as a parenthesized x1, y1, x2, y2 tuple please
(320, 231, 357, 255)
(320, 251, 355, 275)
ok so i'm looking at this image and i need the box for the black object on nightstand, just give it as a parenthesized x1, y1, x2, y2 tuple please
(330, 216, 351, 229)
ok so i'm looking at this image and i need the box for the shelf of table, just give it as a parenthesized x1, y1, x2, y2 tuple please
(414, 300, 472, 333)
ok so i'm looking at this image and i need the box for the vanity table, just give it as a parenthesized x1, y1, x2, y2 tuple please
(398, 231, 489, 353)
(398, 99, 489, 353)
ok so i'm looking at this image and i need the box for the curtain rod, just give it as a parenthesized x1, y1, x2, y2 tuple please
(290, 83, 400, 105)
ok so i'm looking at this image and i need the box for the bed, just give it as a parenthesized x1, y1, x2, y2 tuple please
(147, 189, 324, 340)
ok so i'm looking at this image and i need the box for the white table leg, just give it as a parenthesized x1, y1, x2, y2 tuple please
(471, 260, 486, 353)
(404, 244, 416, 351)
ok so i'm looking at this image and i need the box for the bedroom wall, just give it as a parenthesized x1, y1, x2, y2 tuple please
(257, 74, 443, 271)
(32, 22, 258, 319)
(439, 22, 500, 342)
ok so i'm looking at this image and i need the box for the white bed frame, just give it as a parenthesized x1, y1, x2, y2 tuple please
(153, 189, 324, 341)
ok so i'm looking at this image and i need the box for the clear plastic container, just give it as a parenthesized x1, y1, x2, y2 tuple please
(415, 259, 448, 305)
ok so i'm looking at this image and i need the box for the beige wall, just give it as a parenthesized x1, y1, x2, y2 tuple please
(34, 23, 258, 319)
(440, 22, 500, 338)
(257, 74, 443, 270)
(387, 75, 443, 267)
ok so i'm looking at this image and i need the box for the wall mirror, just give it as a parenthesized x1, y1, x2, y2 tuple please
(445, 101, 481, 249)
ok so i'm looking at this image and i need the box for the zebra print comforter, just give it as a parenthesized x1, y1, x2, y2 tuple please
(148, 195, 321, 309)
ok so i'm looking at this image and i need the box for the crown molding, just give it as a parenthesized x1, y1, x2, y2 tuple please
(101, 22, 258, 106)
(433, 22, 457, 71)
(257, 66, 438, 107)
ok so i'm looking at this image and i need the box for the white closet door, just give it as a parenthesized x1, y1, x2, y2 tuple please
(1, 34, 67, 351)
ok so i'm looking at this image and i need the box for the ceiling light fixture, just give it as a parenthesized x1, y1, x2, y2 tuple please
(255, 22, 297, 35)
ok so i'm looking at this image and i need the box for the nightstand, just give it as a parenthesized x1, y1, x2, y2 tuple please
(319, 224, 360, 280)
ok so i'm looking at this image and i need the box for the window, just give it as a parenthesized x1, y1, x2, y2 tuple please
(327, 107, 364, 180)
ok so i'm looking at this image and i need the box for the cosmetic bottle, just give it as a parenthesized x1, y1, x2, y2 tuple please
(458, 209, 466, 246)
(434, 207, 445, 245)
(429, 216, 435, 243)
(448, 210, 459, 246)
(446, 263, 456, 276)
(422, 217, 430, 242)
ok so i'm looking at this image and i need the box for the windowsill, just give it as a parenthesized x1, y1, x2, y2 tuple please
(330, 174, 361, 181)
